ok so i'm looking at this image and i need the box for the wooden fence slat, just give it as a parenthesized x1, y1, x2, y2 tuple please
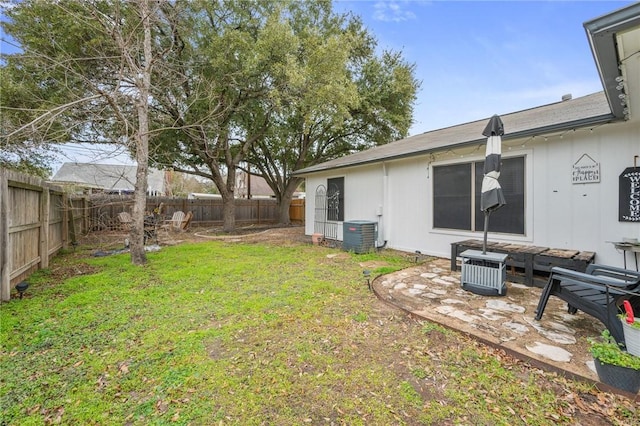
(40, 187, 50, 269)
(0, 169, 10, 301)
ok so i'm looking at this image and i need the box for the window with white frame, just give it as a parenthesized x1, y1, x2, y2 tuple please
(433, 156, 525, 234)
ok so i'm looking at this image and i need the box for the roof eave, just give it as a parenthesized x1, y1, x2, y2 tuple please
(293, 113, 616, 176)
(584, 2, 640, 120)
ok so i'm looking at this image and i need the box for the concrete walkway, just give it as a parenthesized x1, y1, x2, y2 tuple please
(369, 257, 606, 384)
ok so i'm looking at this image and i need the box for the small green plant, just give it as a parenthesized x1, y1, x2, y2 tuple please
(588, 330, 640, 369)
(411, 367, 428, 379)
(398, 381, 422, 406)
(352, 312, 368, 322)
(618, 313, 640, 329)
(422, 322, 450, 335)
(373, 266, 401, 275)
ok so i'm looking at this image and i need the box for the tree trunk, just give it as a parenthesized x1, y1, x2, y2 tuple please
(222, 194, 236, 232)
(277, 198, 291, 225)
(277, 178, 302, 225)
(130, 162, 148, 265)
(129, 0, 153, 265)
(220, 166, 237, 232)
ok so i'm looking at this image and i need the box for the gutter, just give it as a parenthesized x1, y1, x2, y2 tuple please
(293, 113, 617, 177)
(584, 2, 640, 120)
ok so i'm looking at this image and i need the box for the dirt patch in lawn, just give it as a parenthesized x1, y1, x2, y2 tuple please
(192, 224, 310, 245)
(75, 224, 309, 249)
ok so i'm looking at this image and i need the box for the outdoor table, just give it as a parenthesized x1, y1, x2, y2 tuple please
(613, 242, 640, 271)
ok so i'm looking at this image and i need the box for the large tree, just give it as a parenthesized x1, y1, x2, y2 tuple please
(245, 9, 419, 223)
(147, 0, 299, 232)
(149, 0, 418, 228)
(1, 0, 177, 264)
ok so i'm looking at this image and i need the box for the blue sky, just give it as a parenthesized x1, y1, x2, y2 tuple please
(1, 1, 636, 170)
(334, 0, 635, 135)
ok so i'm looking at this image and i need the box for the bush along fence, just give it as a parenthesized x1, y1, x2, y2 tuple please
(0, 169, 88, 301)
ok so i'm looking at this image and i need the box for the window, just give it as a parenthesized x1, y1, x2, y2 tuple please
(433, 156, 525, 234)
(327, 177, 344, 221)
(433, 163, 472, 230)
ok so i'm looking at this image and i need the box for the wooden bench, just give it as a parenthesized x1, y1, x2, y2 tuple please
(451, 239, 595, 287)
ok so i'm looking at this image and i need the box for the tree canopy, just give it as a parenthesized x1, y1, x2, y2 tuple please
(1, 0, 419, 230)
(1, 0, 181, 263)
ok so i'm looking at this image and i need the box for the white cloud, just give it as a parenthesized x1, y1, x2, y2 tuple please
(372, 1, 417, 22)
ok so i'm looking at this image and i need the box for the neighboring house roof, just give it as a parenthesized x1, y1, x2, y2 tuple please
(294, 2, 640, 177)
(294, 92, 614, 175)
(51, 163, 165, 193)
(236, 171, 275, 198)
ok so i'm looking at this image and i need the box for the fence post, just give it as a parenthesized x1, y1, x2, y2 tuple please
(0, 169, 10, 301)
(61, 193, 69, 249)
(40, 186, 50, 269)
(83, 197, 89, 234)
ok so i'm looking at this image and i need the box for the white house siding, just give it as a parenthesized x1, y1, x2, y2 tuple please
(301, 4, 640, 270)
(531, 120, 640, 266)
(383, 158, 430, 252)
(304, 165, 384, 242)
(304, 118, 640, 269)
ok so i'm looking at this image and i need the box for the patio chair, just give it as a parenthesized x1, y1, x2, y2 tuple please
(534, 264, 640, 344)
(163, 211, 186, 232)
(180, 211, 193, 231)
(117, 212, 132, 230)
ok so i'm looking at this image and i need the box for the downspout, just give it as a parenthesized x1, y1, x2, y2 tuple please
(377, 162, 388, 249)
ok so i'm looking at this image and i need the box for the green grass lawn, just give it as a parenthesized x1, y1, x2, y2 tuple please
(1, 239, 637, 425)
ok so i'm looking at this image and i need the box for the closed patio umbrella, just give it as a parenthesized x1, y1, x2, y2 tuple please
(481, 115, 506, 253)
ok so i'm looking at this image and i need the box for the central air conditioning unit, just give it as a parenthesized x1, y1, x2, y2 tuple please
(343, 220, 377, 254)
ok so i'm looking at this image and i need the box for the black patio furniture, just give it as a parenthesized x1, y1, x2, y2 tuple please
(534, 264, 640, 344)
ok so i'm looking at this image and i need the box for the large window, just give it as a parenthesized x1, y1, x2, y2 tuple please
(327, 177, 344, 221)
(433, 156, 525, 234)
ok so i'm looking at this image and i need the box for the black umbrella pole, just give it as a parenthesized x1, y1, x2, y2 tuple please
(483, 212, 490, 254)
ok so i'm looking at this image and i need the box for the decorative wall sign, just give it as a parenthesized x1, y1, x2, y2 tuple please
(572, 153, 600, 184)
(619, 167, 640, 222)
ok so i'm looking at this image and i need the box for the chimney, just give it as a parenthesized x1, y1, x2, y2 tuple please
(561, 94, 572, 102)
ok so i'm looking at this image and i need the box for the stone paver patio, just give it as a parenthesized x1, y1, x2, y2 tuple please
(369, 257, 606, 384)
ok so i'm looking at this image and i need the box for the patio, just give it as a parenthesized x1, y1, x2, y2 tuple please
(370, 257, 609, 387)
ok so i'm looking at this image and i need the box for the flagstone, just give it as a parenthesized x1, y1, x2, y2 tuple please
(433, 278, 454, 286)
(478, 309, 507, 321)
(485, 299, 525, 313)
(420, 272, 439, 279)
(503, 321, 529, 334)
(526, 342, 573, 362)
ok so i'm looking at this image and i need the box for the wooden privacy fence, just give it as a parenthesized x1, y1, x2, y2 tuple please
(289, 198, 305, 223)
(0, 169, 88, 301)
(88, 195, 305, 229)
